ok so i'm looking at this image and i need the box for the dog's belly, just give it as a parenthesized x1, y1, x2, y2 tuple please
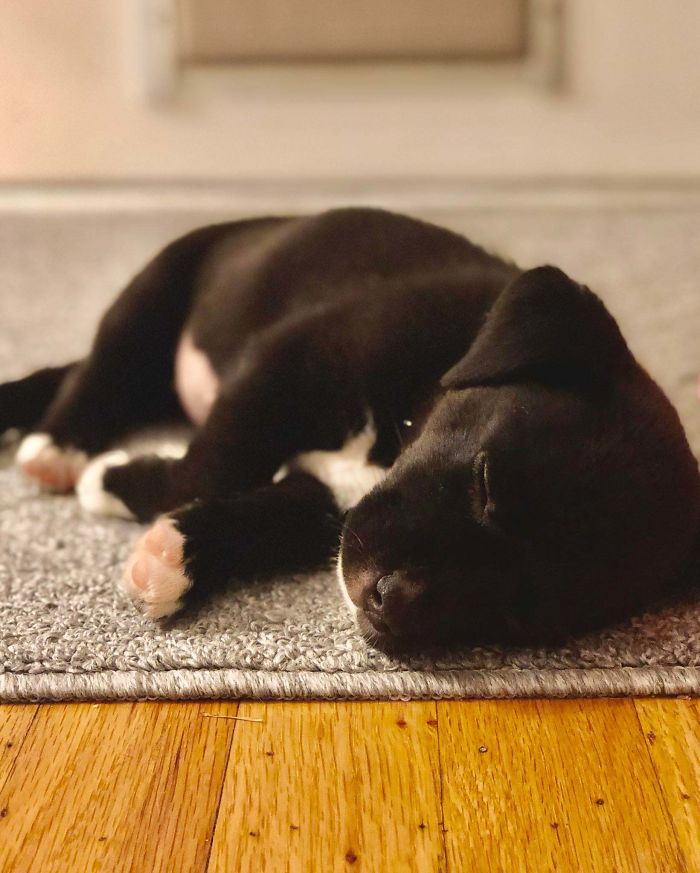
(276, 423, 388, 510)
(174, 332, 220, 425)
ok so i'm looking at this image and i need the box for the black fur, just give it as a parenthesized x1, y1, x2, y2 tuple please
(0, 364, 76, 435)
(172, 473, 341, 610)
(2, 208, 698, 651)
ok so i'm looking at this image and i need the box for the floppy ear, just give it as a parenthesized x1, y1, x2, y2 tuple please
(441, 265, 630, 391)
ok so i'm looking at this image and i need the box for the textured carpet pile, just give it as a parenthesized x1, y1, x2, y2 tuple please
(0, 206, 698, 701)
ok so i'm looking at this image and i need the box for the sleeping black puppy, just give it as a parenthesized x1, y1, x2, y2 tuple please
(2, 208, 699, 651)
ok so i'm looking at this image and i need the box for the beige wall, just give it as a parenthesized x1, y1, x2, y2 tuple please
(0, 1, 698, 182)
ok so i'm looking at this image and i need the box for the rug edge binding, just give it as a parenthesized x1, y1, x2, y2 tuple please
(0, 665, 697, 703)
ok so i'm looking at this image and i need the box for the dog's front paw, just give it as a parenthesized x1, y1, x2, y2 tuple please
(76, 450, 135, 519)
(78, 442, 188, 521)
(123, 517, 191, 618)
(16, 433, 87, 492)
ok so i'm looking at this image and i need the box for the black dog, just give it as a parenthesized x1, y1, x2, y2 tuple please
(2, 208, 698, 651)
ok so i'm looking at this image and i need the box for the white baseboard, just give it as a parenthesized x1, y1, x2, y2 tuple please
(1, 178, 700, 214)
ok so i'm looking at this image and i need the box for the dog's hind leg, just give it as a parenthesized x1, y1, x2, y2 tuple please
(121, 472, 341, 618)
(1, 364, 87, 492)
(0, 363, 77, 436)
(16, 224, 235, 493)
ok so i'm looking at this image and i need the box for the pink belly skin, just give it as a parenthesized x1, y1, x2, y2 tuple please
(174, 332, 220, 425)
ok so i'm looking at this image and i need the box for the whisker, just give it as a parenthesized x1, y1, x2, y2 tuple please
(393, 417, 405, 450)
(342, 523, 365, 551)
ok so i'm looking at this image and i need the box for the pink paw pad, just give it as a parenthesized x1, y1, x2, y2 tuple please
(123, 517, 191, 619)
(16, 433, 87, 493)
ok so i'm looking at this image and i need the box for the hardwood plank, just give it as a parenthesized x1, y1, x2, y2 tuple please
(438, 699, 684, 873)
(635, 699, 700, 870)
(0, 700, 238, 873)
(208, 701, 446, 873)
(0, 705, 38, 793)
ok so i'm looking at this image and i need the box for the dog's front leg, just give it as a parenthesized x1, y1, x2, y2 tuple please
(86, 330, 360, 521)
(121, 473, 341, 618)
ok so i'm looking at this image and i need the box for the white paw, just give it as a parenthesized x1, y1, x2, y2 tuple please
(16, 432, 87, 492)
(122, 517, 191, 619)
(76, 450, 135, 519)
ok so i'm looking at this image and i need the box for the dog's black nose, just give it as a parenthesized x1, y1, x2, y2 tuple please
(362, 572, 425, 633)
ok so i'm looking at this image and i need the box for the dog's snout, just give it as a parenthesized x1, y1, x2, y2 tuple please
(363, 574, 395, 613)
(362, 572, 426, 633)
(363, 578, 383, 613)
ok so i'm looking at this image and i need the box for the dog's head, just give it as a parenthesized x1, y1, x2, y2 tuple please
(339, 266, 700, 652)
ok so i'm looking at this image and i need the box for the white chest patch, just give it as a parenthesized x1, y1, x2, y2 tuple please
(275, 422, 388, 511)
(174, 331, 220, 425)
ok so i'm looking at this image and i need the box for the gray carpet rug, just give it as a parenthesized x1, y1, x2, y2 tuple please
(0, 206, 698, 701)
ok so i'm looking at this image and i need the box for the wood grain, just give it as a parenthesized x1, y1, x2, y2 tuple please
(208, 701, 446, 872)
(0, 700, 238, 873)
(437, 699, 685, 873)
(0, 698, 696, 872)
(0, 705, 38, 793)
(635, 698, 700, 870)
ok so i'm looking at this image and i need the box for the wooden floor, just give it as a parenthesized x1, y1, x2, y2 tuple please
(0, 699, 697, 872)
